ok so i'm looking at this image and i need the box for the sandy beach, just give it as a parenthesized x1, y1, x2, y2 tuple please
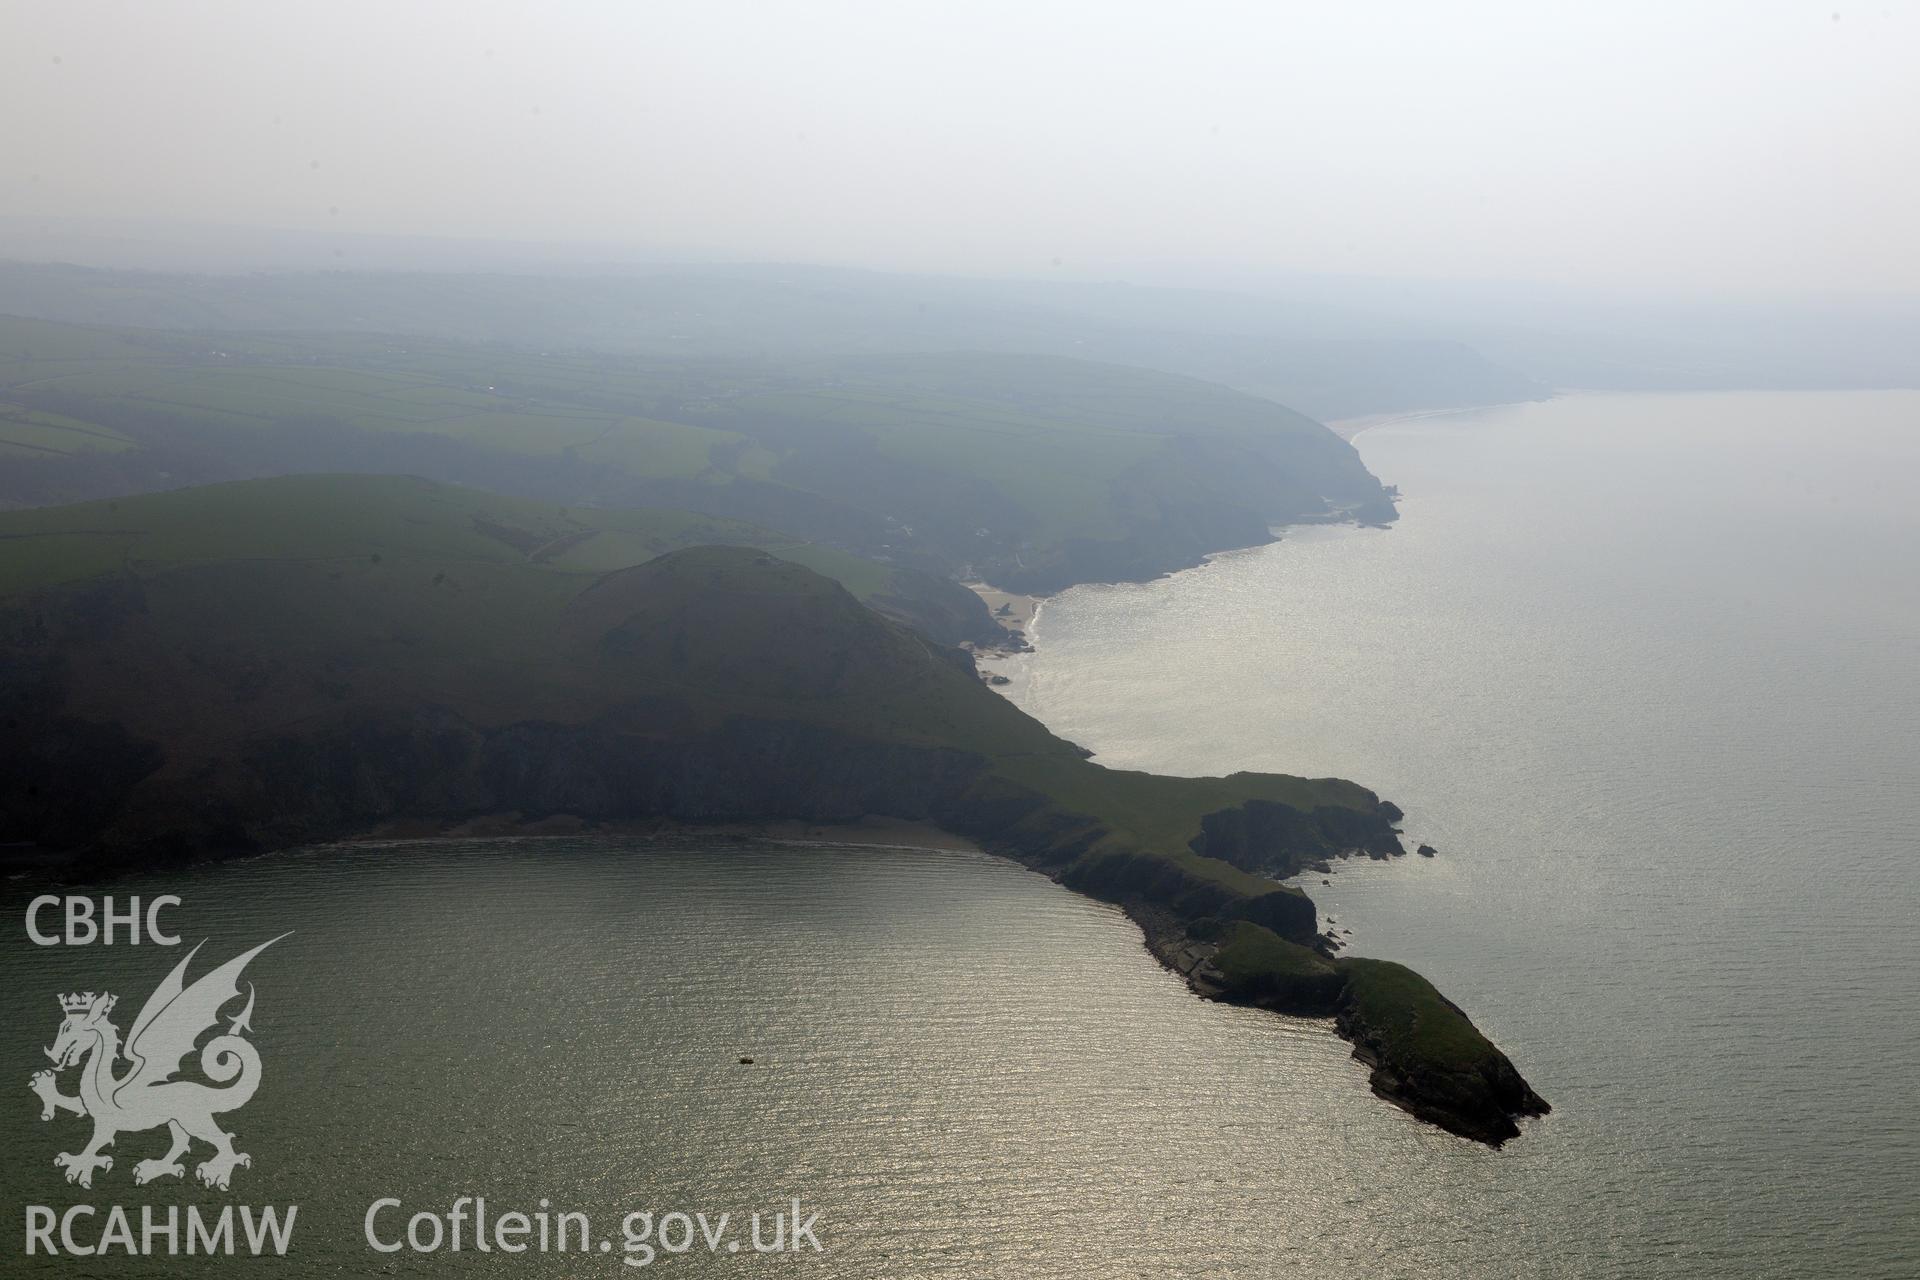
(965, 581, 1044, 649)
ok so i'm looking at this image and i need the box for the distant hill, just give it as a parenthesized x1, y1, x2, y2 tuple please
(0, 314, 1395, 592)
(0, 474, 1542, 1144)
(0, 259, 1544, 420)
(10, 254, 1913, 413)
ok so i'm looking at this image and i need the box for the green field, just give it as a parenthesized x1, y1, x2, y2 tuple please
(0, 317, 738, 474)
(0, 473, 909, 629)
(0, 402, 135, 457)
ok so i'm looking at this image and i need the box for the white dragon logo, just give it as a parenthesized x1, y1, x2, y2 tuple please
(28, 935, 287, 1190)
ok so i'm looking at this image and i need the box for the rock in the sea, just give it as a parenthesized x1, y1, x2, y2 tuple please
(1417, 843, 1437, 857)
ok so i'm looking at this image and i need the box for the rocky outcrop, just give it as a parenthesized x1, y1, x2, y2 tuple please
(1230, 888, 1320, 942)
(1190, 796, 1405, 878)
(1334, 958, 1551, 1146)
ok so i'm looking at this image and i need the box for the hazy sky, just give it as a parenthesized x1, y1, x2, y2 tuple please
(5, 1, 1917, 293)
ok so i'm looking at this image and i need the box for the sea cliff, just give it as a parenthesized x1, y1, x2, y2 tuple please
(0, 480, 1545, 1146)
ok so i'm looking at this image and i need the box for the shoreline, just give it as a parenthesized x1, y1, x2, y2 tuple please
(1328, 394, 1554, 442)
(4, 815, 987, 879)
(961, 397, 1518, 650)
(964, 581, 1045, 652)
(340, 807, 1538, 1143)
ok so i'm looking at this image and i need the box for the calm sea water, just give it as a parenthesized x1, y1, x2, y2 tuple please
(986, 389, 1920, 1277)
(7, 838, 1530, 1278)
(3, 391, 1914, 1277)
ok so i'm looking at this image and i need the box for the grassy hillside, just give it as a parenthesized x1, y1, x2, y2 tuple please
(0, 313, 1394, 591)
(0, 474, 1375, 882)
(0, 472, 990, 646)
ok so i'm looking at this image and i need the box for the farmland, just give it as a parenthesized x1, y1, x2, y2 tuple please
(0, 314, 1393, 591)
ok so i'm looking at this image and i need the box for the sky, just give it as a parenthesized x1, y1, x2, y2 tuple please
(3, 1, 1917, 294)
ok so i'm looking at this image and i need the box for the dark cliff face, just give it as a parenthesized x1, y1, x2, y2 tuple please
(868, 567, 1005, 648)
(0, 655, 163, 850)
(48, 706, 992, 874)
(974, 433, 1393, 596)
(1191, 797, 1406, 878)
(1232, 889, 1321, 941)
(0, 552, 1103, 880)
(0, 552, 1012, 868)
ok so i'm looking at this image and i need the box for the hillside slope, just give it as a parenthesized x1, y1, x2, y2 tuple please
(0, 471, 996, 648)
(0, 315, 1395, 591)
(0, 476, 1542, 1145)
